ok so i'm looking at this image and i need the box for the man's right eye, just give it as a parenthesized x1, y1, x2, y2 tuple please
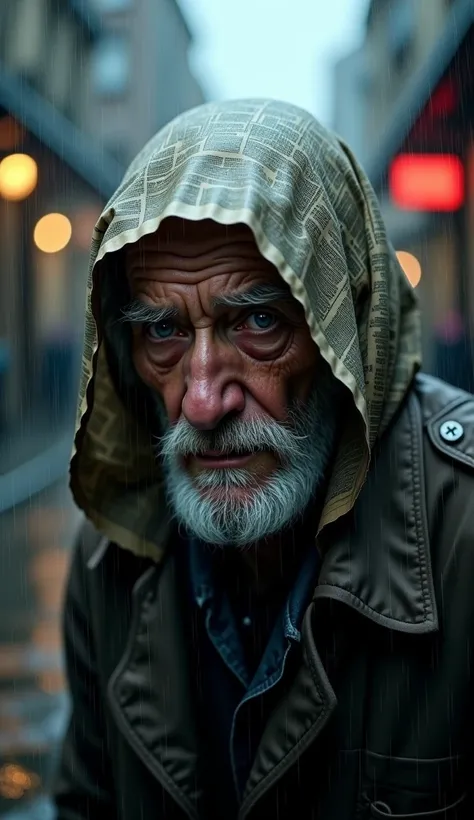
(145, 320, 176, 340)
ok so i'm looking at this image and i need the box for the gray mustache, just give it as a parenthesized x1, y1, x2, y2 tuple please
(157, 415, 309, 463)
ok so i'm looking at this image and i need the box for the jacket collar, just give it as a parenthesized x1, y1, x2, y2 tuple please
(315, 383, 438, 632)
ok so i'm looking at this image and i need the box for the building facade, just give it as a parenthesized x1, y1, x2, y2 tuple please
(332, 0, 474, 391)
(0, 2, 121, 442)
(0, 0, 205, 449)
(332, 47, 369, 166)
(363, 0, 452, 154)
(87, 0, 205, 166)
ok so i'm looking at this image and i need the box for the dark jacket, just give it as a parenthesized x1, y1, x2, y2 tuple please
(53, 373, 474, 819)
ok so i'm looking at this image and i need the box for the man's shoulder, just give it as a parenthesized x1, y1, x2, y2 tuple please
(415, 372, 474, 421)
(414, 373, 474, 474)
(71, 516, 156, 586)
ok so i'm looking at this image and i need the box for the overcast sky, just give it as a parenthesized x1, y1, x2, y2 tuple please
(178, 0, 369, 127)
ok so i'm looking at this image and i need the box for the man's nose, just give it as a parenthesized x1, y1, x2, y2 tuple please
(181, 331, 245, 430)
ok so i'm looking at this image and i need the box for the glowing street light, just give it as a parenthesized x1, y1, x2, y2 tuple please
(0, 153, 38, 201)
(33, 213, 72, 253)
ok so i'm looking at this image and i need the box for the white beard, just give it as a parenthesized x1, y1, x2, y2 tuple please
(155, 371, 341, 548)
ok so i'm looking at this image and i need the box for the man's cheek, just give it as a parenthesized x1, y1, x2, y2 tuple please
(133, 347, 165, 401)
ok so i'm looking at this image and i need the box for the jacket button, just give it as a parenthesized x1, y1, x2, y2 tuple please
(439, 419, 464, 443)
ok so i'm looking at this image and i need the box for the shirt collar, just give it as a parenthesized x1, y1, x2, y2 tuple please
(189, 537, 320, 642)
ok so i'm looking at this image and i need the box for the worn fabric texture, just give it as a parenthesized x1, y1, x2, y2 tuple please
(70, 98, 421, 561)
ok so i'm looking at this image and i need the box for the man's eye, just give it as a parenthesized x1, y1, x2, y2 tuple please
(245, 311, 278, 331)
(146, 320, 176, 340)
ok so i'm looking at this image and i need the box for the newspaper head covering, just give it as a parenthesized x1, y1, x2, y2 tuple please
(70, 99, 421, 561)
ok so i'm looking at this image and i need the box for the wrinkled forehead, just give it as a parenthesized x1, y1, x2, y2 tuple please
(126, 217, 257, 264)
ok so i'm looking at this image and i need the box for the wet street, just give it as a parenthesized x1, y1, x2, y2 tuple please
(0, 480, 81, 818)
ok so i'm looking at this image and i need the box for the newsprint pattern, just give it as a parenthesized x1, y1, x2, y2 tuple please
(70, 99, 421, 560)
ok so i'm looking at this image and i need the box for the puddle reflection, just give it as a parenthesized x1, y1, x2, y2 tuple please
(0, 481, 80, 816)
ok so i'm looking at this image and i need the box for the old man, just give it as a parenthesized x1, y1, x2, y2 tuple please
(54, 99, 474, 819)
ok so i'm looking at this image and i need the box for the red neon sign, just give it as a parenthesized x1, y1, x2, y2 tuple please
(389, 154, 464, 211)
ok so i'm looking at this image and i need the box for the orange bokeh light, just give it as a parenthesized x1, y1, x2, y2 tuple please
(396, 251, 422, 288)
(0, 153, 37, 201)
(33, 212, 72, 253)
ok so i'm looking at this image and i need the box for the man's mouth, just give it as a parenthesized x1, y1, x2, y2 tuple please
(190, 450, 257, 468)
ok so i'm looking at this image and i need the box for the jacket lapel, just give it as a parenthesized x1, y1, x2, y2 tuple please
(239, 604, 337, 817)
(107, 553, 202, 820)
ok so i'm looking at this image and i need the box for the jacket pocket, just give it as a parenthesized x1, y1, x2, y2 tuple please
(358, 750, 466, 819)
(370, 791, 466, 818)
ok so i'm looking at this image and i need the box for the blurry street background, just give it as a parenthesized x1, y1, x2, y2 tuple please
(0, 0, 473, 816)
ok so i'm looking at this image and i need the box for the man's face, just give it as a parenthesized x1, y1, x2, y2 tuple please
(125, 218, 340, 546)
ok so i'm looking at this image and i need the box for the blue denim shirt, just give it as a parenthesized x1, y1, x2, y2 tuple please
(187, 538, 320, 805)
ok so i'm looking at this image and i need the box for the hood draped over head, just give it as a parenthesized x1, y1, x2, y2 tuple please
(71, 99, 421, 561)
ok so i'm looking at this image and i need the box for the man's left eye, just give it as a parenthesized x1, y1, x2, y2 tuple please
(146, 320, 176, 340)
(245, 311, 278, 330)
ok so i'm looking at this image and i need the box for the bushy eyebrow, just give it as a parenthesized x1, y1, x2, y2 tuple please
(212, 283, 293, 308)
(120, 283, 294, 325)
(120, 300, 178, 324)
